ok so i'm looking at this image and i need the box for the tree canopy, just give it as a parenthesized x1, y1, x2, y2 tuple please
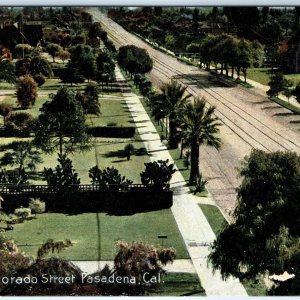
(208, 150, 300, 283)
(34, 86, 90, 156)
(117, 45, 153, 77)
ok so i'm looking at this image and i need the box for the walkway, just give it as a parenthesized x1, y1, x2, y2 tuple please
(115, 66, 248, 296)
(73, 259, 196, 275)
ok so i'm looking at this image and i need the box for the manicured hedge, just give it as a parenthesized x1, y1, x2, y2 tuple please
(86, 126, 135, 138)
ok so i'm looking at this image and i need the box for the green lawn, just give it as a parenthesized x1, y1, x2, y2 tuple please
(247, 67, 300, 87)
(85, 98, 133, 127)
(199, 204, 226, 236)
(7, 210, 189, 260)
(148, 272, 205, 296)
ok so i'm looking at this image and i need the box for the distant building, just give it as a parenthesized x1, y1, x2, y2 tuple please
(0, 21, 43, 49)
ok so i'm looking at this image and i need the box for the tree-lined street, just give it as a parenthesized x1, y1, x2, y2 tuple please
(88, 9, 300, 214)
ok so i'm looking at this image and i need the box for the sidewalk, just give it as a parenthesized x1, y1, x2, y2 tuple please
(215, 69, 300, 109)
(116, 66, 248, 296)
(73, 259, 196, 275)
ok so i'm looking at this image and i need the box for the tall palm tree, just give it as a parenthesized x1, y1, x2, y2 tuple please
(151, 80, 191, 149)
(180, 97, 222, 185)
(0, 57, 15, 84)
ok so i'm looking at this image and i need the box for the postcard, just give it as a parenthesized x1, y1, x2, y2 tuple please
(0, 5, 299, 296)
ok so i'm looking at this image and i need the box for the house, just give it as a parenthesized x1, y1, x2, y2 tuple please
(175, 15, 193, 29)
(0, 21, 43, 50)
(198, 20, 237, 35)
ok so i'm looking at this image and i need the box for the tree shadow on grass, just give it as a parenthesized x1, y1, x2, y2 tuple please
(103, 149, 125, 158)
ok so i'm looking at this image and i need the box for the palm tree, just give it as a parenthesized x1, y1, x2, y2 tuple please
(180, 97, 222, 185)
(151, 80, 191, 149)
(0, 57, 15, 84)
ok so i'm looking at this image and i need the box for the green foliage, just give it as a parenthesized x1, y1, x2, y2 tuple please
(16, 75, 38, 109)
(5, 112, 33, 136)
(0, 168, 28, 185)
(180, 97, 221, 184)
(140, 159, 175, 190)
(0, 141, 42, 173)
(68, 44, 96, 81)
(267, 73, 293, 98)
(0, 57, 15, 84)
(34, 86, 90, 155)
(208, 150, 300, 281)
(193, 173, 208, 194)
(96, 50, 116, 84)
(118, 45, 153, 76)
(33, 74, 45, 87)
(29, 199, 46, 214)
(151, 80, 191, 149)
(15, 44, 33, 58)
(14, 207, 31, 219)
(44, 154, 80, 195)
(89, 166, 133, 189)
(45, 43, 63, 62)
(82, 83, 101, 115)
(30, 55, 53, 77)
(0, 103, 12, 124)
(37, 239, 72, 259)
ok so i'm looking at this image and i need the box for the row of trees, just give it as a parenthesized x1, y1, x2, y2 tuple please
(198, 34, 264, 82)
(147, 80, 222, 185)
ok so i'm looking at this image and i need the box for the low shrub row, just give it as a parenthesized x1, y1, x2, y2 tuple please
(86, 126, 136, 138)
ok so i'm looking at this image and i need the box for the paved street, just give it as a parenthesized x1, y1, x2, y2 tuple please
(87, 9, 300, 216)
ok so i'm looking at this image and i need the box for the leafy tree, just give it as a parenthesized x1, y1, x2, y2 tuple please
(267, 73, 293, 98)
(15, 58, 31, 77)
(34, 86, 90, 156)
(0, 57, 15, 84)
(79, 83, 101, 116)
(151, 80, 191, 149)
(236, 39, 252, 82)
(89, 166, 133, 190)
(0, 141, 42, 173)
(140, 159, 175, 190)
(16, 75, 38, 109)
(68, 44, 96, 81)
(0, 103, 12, 126)
(208, 150, 300, 282)
(58, 66, 85, 86)
(57, 49, 70, 64)
(251, 40, 264, 68)
(96, 51, 115, 87)
(4, 112, 33, 136)
(14, 44, 33, 58)
(44, 154, 80, 195)
(124, 143, 134, 160)
(29, 55, 53, 77)
(180, 98, 222, 185)
(117, 45, 153, 77)
(45, 43, 62, 62)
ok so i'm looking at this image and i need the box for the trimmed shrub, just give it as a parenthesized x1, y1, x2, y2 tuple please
(14, 207, 31, 219)
(29, 199, 46, 214)
(86, 126, 135, 138)
(33, 74, 46, 87)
